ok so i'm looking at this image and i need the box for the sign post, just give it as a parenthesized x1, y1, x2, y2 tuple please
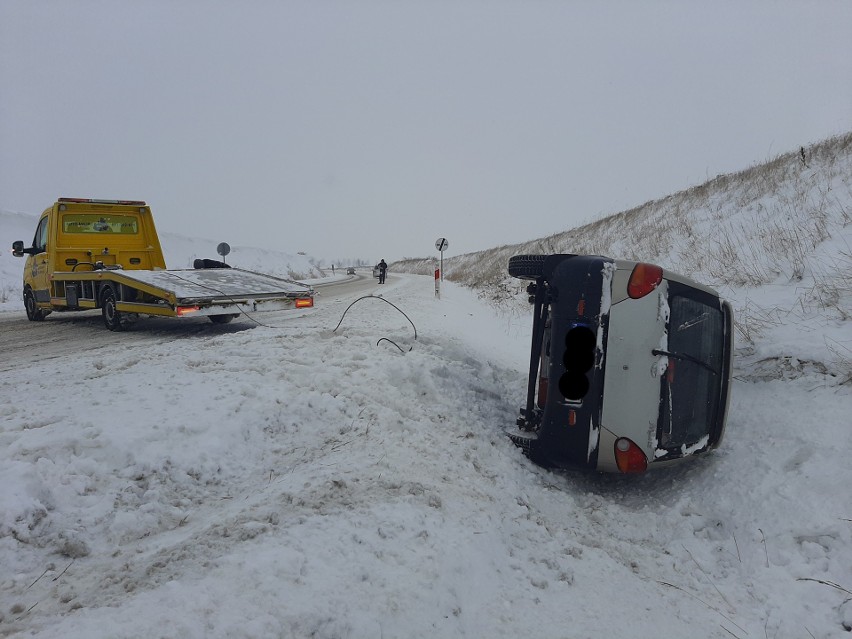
(434, 237, 448, 300)
(217, 242, 231, 265)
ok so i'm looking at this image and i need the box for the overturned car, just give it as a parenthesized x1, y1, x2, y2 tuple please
(508, 254, 734, 474)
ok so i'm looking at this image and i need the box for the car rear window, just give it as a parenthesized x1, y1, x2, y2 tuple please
(657, 294, 725, 451)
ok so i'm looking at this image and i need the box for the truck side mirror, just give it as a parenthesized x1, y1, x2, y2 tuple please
(11, 240, 26, 257)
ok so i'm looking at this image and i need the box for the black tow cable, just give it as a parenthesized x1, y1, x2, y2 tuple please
(377, 338, 410, 353)
(333, 295, 418, 351)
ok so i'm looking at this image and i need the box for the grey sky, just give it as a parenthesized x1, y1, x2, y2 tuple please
(2, 1, 850, 264)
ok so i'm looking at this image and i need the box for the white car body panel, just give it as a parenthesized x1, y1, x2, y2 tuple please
(599, 278, 669, 470)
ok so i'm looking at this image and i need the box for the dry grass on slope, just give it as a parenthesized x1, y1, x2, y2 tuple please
(393, 132, 852, 376)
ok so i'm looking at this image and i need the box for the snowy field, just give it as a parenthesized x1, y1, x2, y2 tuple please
(1, 263, 851, 637)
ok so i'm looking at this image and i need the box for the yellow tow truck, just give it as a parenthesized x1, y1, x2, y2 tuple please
(11, 198, 314, 330)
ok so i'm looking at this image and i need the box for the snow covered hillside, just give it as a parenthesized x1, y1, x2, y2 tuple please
(397, 132, 852, 382)
(2, 133, 851, 638)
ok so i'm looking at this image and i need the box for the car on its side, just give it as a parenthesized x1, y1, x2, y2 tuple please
(508, 254, 734, 474)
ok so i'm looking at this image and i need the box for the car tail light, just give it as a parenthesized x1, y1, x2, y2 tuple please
(627, 263, 663, 299)
(537, 375, 548, 408)
(614, 438, 648, 473)
(295, 297, 314, 309)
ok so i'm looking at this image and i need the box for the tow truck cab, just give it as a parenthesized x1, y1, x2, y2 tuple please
(13, 198, 166, 311)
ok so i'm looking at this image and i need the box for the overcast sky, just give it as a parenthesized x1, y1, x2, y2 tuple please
(2, 1, 850, 264)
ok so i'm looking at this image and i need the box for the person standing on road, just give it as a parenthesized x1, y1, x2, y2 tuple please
(378, 259, 387, 284)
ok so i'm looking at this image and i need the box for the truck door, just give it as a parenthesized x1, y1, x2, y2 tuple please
(26, 215, 51, 302)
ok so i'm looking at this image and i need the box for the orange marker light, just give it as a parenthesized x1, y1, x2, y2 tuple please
(176, 305, 200, 316)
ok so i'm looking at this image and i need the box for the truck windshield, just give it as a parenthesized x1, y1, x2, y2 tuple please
(657, 294, 725, 450)
(62, 214, 139, 234)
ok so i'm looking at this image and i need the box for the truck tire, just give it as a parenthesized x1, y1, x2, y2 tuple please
(507, 255, 548, 280)
(209, 314, 239, 324)
(101, 286, 130, 331)
(24, 288, 49, 321)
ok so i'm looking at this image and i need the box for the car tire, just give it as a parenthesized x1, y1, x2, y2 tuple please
(508, 254, 548, 280)
(508, 431, 538, 456)
(209, 314, 238, 324)
(101, 286, 130, 331)
(24, 288, 48, 321)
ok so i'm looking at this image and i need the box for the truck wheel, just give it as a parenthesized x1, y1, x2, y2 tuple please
(24, 288, 48, 321)
(209, 314, 239, 324)
(508, 255, 548, 280)
(101, 286, 130, 331)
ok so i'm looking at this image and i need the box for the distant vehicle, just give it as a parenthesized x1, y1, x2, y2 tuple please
(347, 267, 356, 275)
(11, 198, 314, 331)
(507, 254, 734, 474)
(373, 264, 381, 278)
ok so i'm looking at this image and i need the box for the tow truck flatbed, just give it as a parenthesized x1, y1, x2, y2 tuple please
(49, 267, 314, 317)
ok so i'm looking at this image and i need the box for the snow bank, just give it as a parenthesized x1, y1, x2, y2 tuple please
(1, 274, 850, 638)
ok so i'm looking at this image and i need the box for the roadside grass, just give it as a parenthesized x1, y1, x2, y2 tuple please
(393, 132, 852, 379)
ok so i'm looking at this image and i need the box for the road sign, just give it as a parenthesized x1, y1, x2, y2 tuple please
(217, 242, 231, 257)
(435, 237, 448, 285)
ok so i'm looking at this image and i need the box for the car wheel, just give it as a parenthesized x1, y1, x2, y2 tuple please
(24, 288, 48, 321)
(101, 286, 130, 331)
(508, 254, 548, 280)
(209, 314, 239, 324)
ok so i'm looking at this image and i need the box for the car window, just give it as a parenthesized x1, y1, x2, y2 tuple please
(657, 294, 725, 450)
